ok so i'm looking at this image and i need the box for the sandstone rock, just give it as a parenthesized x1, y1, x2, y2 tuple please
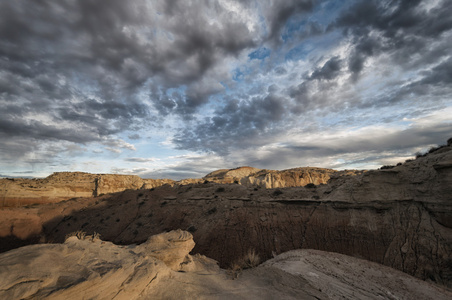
(0, 166, 360, 207)
(242, 167, 330, 188)
(0, 172, 175, 207)
(0, 231, 450, 300)
(204, 166, 262, 183)
(203, 166, 363, 188)
(0, 235, 169, 299)
(136, 229, 195, 271)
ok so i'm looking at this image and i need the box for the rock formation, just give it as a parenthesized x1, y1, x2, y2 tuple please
(204, 166, 262, 183)
(1, 139, 452, 290)
(0, 166, 361, 207)
(1, 230, 450, 300)
(240, 167, 363, 188)
(0, 172, 175, 207)
(203, 166, 363, 188)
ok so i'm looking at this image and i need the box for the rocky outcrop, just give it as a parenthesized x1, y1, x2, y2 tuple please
(240, 167, 363, 188)
(138, 229, 195, 271)
(0, 230, 199, 299)
(202, 166, 363, 188)
(204, 166, 261, 183)
(0, 172, 97, 206)
(0, 172, 175, 207)
(1, 231, 450, 300)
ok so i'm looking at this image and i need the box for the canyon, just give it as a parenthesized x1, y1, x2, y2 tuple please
(0, 138, 451, 298)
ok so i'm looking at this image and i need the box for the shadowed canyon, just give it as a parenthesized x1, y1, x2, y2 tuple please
(1, 138, 452, 299)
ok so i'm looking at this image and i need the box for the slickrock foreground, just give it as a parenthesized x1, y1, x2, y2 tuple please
(1, 230, 450, 299)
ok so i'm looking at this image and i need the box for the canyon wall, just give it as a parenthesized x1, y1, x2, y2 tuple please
(240, 167, 363, 188)
(0, 172, 175, 206)
(0, 166, 361, 206)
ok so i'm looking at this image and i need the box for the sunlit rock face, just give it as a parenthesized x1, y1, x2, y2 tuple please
(0, 172, 175, 206)
(240, 167, 363, 188)
(0, 166, 358, 206)
(203, 166, 363, 188)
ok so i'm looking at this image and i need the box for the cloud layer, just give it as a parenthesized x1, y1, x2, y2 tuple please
(1, 0, 451, 178)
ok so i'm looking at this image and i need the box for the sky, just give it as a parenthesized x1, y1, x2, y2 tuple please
(1, 0, 451, 180)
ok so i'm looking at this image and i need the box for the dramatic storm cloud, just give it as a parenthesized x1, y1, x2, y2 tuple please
(1, 0, 451, 179)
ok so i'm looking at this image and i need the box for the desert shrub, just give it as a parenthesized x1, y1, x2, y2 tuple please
(92, 232, 101, 240)
(380, 165, 395, 170)
(405, 159, 413, 163)
(238, 249, 260, 269)
(305, 183, 316, 188)
(229, 263, 243, 280)
(229, 249, 261, 279)
(65, 230, 86, 240)
(207, 207, 217, 215)
(428, 146, 440, 153)
(447, 137, 452, 146)
(233, 180, 239, 184)
(415, 151, 426, 158)
(273, 189, 283, 196)
(396, 162, 402, 166)
(215, 187, 225, 193)
(65, 231, 101, 242)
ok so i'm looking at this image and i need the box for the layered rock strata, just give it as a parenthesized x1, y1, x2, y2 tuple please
(0, 166, 361, 206)
(0, 172, 174, 207)
(240, 167, 363, 188)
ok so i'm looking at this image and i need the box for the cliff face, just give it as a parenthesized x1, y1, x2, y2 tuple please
(203, 166, 363, 188)
(0, 172, 175, 206)
(0, 172, 97, 206)
(0, 166, 360, 206)
(240, 167, 363, 188)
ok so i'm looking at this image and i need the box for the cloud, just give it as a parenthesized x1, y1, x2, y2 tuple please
(308, 56, 343, 80)
(263, 0, 316, 43)
(1, 1, 451, 179)
(124, 157, 156, 163)
(138, 154, 229, 180)
(333, 0, 452, 77)
(102, 138, 136, 152)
